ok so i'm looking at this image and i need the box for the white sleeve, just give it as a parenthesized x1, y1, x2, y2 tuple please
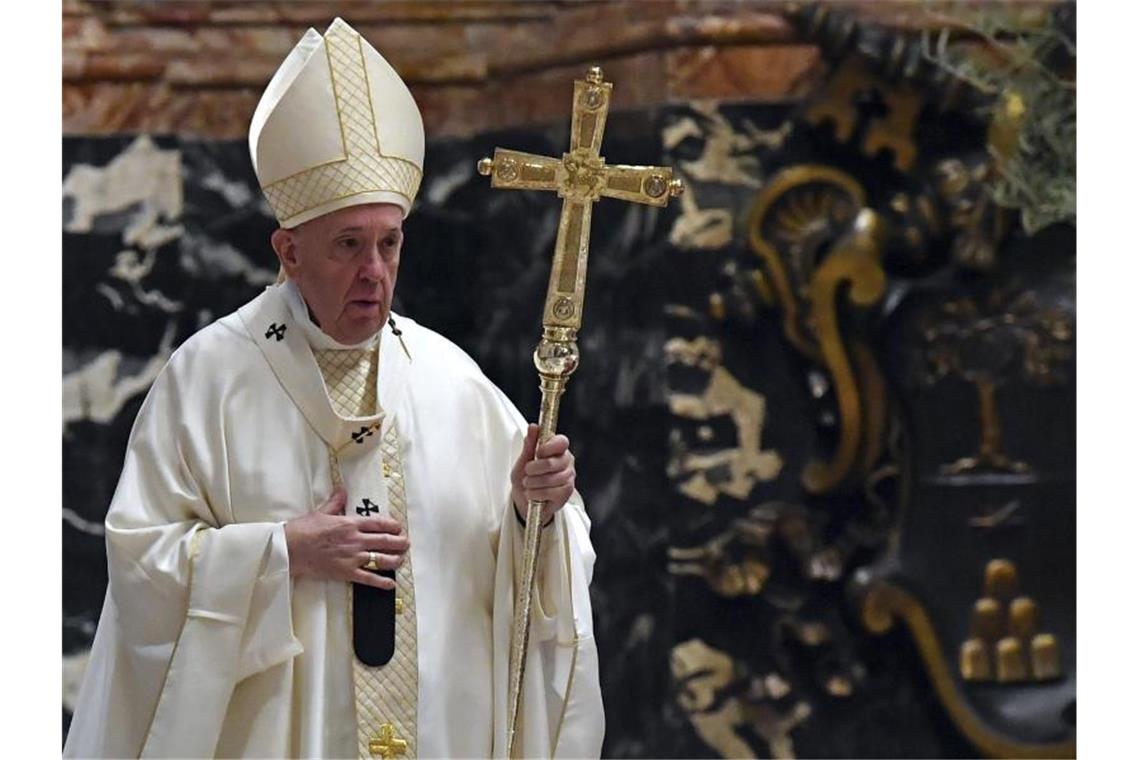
(68, 355, 302, 758)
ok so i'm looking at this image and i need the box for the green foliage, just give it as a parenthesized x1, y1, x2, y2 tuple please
(920, 5, 1076, 234)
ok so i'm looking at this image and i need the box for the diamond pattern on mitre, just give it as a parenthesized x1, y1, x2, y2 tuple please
(326, 22, 380, 158)
(261, 20, 423, 226)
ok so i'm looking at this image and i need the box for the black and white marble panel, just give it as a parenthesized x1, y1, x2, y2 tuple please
(64, 101, 1071, 757)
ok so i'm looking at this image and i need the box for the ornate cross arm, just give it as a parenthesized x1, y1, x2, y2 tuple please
(480, 150, 682, 206)
(476, 65, 682, 757)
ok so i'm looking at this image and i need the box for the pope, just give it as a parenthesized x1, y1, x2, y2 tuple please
(64, 17, 604, 759)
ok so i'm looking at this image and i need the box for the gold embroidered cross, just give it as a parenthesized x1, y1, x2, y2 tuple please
(368, 723, 407, 759)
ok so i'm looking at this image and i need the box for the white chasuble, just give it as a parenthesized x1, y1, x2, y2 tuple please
(64, 281, 604, 759)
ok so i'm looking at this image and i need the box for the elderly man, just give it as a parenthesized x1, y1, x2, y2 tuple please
(64, 18, 604, 759)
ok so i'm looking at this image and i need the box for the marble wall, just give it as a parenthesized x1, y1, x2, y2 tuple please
(65, 0, 1052, 141)
(63, 92, 1074, 755)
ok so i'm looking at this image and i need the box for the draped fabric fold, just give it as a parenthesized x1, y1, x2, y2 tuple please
(65, 283, 603, 758)
(66, 340, 301, 758)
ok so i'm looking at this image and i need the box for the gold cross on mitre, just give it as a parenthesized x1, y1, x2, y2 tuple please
(477, 65, 683, 331)
(368, 723, 407, 759)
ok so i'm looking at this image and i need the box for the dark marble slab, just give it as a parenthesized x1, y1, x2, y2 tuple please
(62, 98, 1073, 757)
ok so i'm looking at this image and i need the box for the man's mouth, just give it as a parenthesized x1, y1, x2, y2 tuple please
(347, 298, 381, 310)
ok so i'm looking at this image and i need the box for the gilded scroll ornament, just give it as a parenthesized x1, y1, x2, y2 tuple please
(747, 165, 889, 494)
(747, 165, 865, 361)
(856, 574, 1074, 759)
(801, 210, 887, 493)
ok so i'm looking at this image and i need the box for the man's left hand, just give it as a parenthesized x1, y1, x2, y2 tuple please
(510, 423, 575, 527)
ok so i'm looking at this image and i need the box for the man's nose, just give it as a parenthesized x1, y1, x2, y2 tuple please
(357, 243, 386, 281)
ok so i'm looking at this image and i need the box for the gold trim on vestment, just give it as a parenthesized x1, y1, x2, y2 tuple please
(313, 342, 419, 758)
(138, 523, 209, 752)
(351, 423, 419, 759)
(549, 514, 581, 755)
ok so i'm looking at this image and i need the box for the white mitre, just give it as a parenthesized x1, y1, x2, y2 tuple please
(249, 17, 425, 228)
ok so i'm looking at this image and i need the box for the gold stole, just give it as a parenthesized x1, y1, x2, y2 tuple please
(314, 345, 419, 759)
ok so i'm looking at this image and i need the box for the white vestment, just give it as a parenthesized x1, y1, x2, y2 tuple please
(64, 282, 604, 758)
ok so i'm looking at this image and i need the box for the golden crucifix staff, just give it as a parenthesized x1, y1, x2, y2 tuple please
(476, 65, 683, 757)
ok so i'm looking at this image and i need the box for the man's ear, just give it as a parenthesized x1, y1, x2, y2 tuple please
(270, 228, 301, 278)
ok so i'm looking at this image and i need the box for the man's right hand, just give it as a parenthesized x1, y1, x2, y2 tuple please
(284, 486, 408, 590)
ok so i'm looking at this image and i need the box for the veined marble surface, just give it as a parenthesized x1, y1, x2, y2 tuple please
(63, 103, 1050, 757)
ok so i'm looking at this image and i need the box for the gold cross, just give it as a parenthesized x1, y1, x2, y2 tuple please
(477, 65, 683, 331)
(368, 723, 407, 759)
(477, 64, 683, 759)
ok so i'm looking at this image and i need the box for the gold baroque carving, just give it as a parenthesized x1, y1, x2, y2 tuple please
(801, 209, 887, 492)
(667, 517, 773, 598)
(920, 288, 1074, 476)
(960, 559, 1062, 684)
(803, 56, 921, 172)
(747, 165, 888, 494)
(858, 578, 1075, 759)
(747, 165, 864, 359)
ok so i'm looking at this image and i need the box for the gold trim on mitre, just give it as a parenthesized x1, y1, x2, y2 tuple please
(249, 18, 425, 228)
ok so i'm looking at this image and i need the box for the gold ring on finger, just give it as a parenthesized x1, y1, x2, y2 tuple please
(364, 551, 380, 571)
